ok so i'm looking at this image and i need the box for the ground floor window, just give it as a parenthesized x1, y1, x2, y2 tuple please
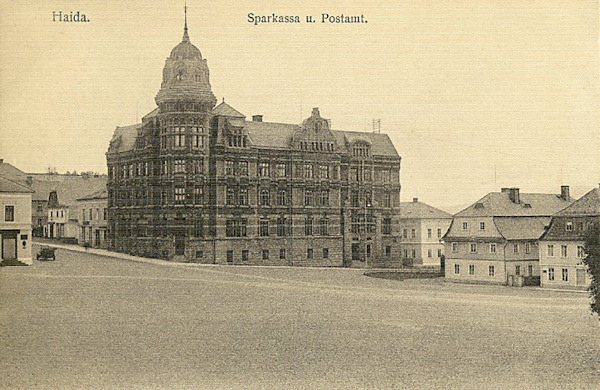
(242, 250, 249, 262)
(562, 268, 568, 282)
(454, 264, 460, 274)
(469, 265, 475, 275)
(489, 265, 495, 277)
(386, 246, 391, 258)
(515, 265, 521, 276)
(528, 265, 533, 276)
(262, 250, 269, 260)
(323, 248, 329, 259)
(280, 249, 286, 260)
(548, 268, 554, 281)
(307, 248, 313, 259)
(195, 250, 203, 259)
(227, 250, 233, 263)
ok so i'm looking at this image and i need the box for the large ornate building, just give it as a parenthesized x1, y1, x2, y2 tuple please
(106, 13, 401, 267)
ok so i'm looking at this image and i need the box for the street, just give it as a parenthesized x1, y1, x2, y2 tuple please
(1, 244, 599, 389)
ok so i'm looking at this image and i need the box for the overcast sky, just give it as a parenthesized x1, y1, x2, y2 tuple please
(0, 0, 598, 212)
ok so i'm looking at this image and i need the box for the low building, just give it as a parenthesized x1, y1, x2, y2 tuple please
(77, 189, 108, 248)
(45, 190, 78, 241)
(443, 186, 574, 285)
(399, 198, 452, 266)
(0, 176, 34, 265)
(539, 186, 600, 290)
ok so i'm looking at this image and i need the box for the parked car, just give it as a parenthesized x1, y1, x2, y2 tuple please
(36, 247, 56, 261)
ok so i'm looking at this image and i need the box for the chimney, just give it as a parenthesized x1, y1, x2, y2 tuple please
(413, 198, 418, 203)
(508, 187, 520, 204)
(560, 185, 570, 201)
(26, 176, 33, 185)
(0, 159, 3, 163)
(252, 115, 263, 122)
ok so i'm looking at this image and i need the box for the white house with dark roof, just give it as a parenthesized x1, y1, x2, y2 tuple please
(399, 198, 452, 266)
(443, 186, 574, 285)
(539, 186, 600, 290)
(0, 176, 34, 265)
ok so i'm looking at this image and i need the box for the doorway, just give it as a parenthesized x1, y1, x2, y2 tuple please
(175, 233, 185, 256)
(2, 230, 18, 260)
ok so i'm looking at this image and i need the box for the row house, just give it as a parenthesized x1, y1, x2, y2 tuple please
(443, 186, 573, 285)
(105, 15, 402, 267)
(399, 198, 452, 267)
(76, 189, 109, 248)
(539, 186, 600, 290)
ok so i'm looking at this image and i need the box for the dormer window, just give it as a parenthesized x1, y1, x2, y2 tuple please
(228, 129, 246, 147)
(566, 222, 573, 231)
(352, 143, 370, 157)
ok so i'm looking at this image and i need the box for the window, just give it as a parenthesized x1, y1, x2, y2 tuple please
(403, 249, 408, 258)
(195, 250, 203, 259)
(238, 161, 249, 176)
(277, 190, 287, 206)
(303, 164, 313, 178)
(479, 222, 485, 230)
(469, 265, 475, 275)
(225, 160, 234, 175)
(319, 216, 329, 236)
(470, 243, 477, 253)
(403, 229, 408, 239)
(363, 169, 371, 182)
(515, 265, 521, 276)
(411, 229, 416, 239)
(428, 249, 432, 258)
(319, 165, 329, 179)
(548, 268, 555, 281)
(242, 250, 249, 262)
(175, 187, 186, 204)
(566, 222, 573, 231)
(561, 245, 568, 257)
(305, 216, 313, 236)
(490, 243, 497, 253)
(277, 216, 288, 237)
(259, 219, 269, 237)
(437, 228, 442, 238)
(307, 248, 313, 259)
(260, 189, 270, 206)
(381, 169, 391, 182)
(386, 246, 392, 257)
(5, 205, 14, 222)
(427, 229, 432, 238)
(227, 250, 234, 263)
(454, 264, 460, 274)
(262, 250, 269, 260)
(452, 242, 458, 252)
(258, 162, 270, 177)
(319, 190, 329, 207)
(383, 192, 391, 208)
(562, 268, 568, 282)
(323, 248, 329, 259)
(226, 188, 235, 205)
(238, 188, 248, 205)
(528, 265, 533, 276)
(462, 222, 468, 230)
(577, 245, 585, 258)
(351, 190, 359, 207)
(547, 245, 554, 257)
(411, 249, 416, 258)
(226, 219, 247, 237)
(437, 249, 442, 258)
(382, 218, 392, 235)
(525, 242, 531, 254)
(365, 191, 372, 207)
(350, 167, 359, 182)
(174, 127, 185, 147)
(513, 243, 519, 254)
(276, 163, 287, 177)
(489, 266, 495, 277)
(304, 189, 314, 206)
(174, 159, 186, 173)
(279, 249, 286, 260)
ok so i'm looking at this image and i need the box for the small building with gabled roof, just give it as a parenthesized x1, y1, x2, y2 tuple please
(0, 176, 34, 265)
(539, 186, 600, 290)
(443, 186, 574, 285)
(399, 198, 452, 266)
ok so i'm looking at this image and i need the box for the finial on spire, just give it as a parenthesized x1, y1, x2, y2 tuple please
(182, 3, 189, 42)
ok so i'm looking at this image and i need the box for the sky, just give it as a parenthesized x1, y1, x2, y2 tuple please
(0, 0, 598, 212)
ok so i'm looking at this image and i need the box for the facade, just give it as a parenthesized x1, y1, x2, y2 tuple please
(443, 186, 574, 285)
(0, 176, 34, 265)
(399, 198, 452, 266)
(77, 189, 109, 248)
(106, 15, 402, 267)
(539, 186, 600, 290)
(44, 190, 78, 240)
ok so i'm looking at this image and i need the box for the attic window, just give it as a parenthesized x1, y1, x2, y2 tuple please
(523, 203, 532, 208)
(474, 203, 484, 209)
(352, 143, 370, 157)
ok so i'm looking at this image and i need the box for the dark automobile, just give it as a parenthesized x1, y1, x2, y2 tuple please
(36, 247, 56, 261)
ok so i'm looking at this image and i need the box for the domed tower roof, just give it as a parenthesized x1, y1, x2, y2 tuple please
(155, 6, 216, 108)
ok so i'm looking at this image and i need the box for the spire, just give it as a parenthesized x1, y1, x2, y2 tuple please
(182, 3, 189, 42)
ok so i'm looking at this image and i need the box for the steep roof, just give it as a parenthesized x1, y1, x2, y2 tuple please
(244, 121, 298, 150)
(212, 102, 245, 118)
(400, 201, 452, 219)
(0, 161, 28, 182)
(77, 188, 108, 201)
(554, 187, 600, 217)
(494, 217, 549, 240)
(0, 176, 34, 193)
(28, 176, 107, 205)
(108, 123, 141, 153)
(142, 107, 160, 121)
(455, 191, 574, 217)
(333, 130, 399, 158)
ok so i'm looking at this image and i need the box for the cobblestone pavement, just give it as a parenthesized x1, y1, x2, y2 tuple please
(1, 243, 598, 389)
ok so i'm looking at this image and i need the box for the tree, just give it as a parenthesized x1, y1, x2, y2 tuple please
(582, 222, 600, 318)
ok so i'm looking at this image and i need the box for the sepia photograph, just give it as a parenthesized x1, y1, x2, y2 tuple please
(1, 0, 599, 388)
